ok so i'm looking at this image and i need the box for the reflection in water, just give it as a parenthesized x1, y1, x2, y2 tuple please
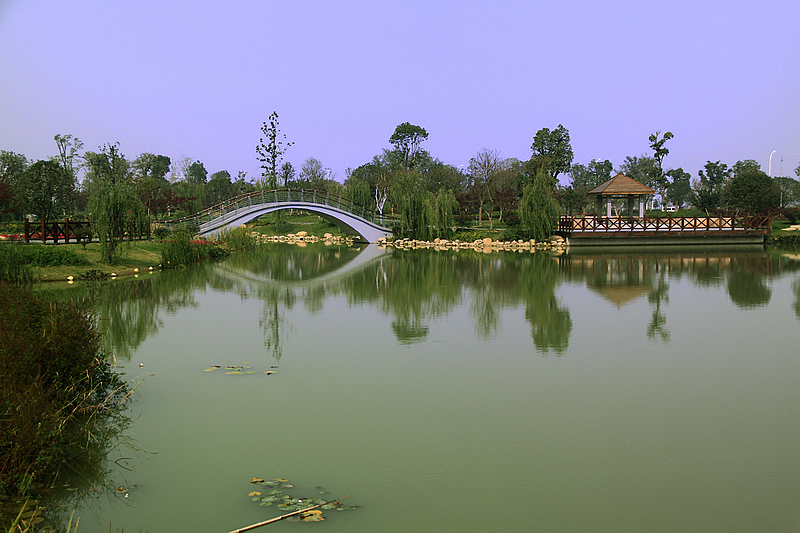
(44, 246, 800, 363)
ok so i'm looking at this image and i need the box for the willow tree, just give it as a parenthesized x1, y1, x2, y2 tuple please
(428, 188, 458, 240)
(520, 169, 559, 242)
(85, 143, 147, 263)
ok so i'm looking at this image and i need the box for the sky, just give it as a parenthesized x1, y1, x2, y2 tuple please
(1, 0, 799, 185)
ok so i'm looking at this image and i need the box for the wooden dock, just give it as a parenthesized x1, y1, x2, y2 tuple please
(557, 214, 771, 246)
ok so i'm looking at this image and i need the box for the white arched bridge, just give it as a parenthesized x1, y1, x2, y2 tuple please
(164, 188, 397, 242)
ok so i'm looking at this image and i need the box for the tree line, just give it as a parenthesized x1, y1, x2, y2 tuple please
(2, 120, 799, 244)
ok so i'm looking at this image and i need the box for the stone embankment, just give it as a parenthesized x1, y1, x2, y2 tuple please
(377, 235, 567, 253)
(253, 230, 568, 253)
(253, 231, 355, 246)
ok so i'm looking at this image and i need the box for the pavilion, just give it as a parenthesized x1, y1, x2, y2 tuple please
(588, 172, 654, 218)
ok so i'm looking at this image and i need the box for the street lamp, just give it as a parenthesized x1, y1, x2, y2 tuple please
(769, 150, 777, 177)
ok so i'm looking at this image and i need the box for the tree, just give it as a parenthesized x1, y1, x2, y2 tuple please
(299, 157, 329, 190)
(468, 148, 503, 225)
(774, 176, 800, 208)
(389, 122, 429, 170)
(278, 162, 296, 187)
(54, 134, 84, 187)
(132, 153, 170, 181)
(567, 159, 612, 213)
(520, 169, 560, 241)
(530, 124, 573, 183)
(186, 161, 208, 184)
(256, 111, 294, 189)
(14, 159, 74, 221)
(665, 168, 692, 208)
(206, 171, 233, 206)
(0, 151, 27, 218)
(723, 161, 779, 212)
(84, 144, 147, 263)
(692, 161, 731, 211)
(648, 131, 674, 205)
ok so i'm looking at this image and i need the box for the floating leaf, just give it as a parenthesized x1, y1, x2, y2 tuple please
(280, 483, 294, 489)
(203, 367, 217, 372)
(248, 491, 261, 497)
(259, 501, 273, 507)
(250, 477, 264, 484)
(273, 478, 289, 483)
(264, 371, 276, 375)
(250, 497, 261, 502)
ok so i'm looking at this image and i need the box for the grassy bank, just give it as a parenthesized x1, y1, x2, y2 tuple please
(0, 241, 163, 282)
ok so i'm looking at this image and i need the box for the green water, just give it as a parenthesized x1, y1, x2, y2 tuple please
(51, 245, 800, 532)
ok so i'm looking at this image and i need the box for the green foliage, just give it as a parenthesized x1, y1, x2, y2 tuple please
(389, 122, 429, 170)
(520, 170, 560, 241)
(428, 188, 458, 240)
(530, 124, 573, 181)
(0, 244, 36, 282)
(391, 171, 431, 239)
(14, 159, 74, 222)
(217, 226, 257, 252)
(0, 244, 89, 270)
(723, 164, 779, 212)
(0, 284, 128, 496)
(85, 144, 149, 263)
(161, 228, 227, 268)
(256, 112, 294, 189)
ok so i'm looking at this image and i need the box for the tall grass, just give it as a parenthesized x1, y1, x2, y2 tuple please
(0, 284, 128, 497)
(160, 228, 227, 268)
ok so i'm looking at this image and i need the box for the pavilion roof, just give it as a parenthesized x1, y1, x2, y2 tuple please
(588, 172, 655, 196)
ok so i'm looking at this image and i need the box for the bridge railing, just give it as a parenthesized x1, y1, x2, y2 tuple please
(164, 189, 399, 229)
(558, 214, 771, 234)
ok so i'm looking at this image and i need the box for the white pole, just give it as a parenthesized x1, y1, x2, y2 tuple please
(769, 150, 776, 177)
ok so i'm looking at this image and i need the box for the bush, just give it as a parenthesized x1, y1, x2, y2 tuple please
(503, 227, 534, 241)
(783, 208, 800, 224)
(217, 226, 257, 252)
(152, 226, 171, 240)
(161, 229, 228, 268)
(504, 213, 521, 227)
(0, 284, 127, 496)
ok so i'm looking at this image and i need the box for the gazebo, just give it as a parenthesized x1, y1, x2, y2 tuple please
(588, 172, 654, 218)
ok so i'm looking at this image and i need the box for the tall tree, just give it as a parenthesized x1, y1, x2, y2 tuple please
(665, 168, 692, 208)
(256, 111, 294, 189)
(84, 143, 147, 263)
(14, 160, 74, 221)
(389, 122, 429, 170)
(530, 124, 573, 183)
(186, 161, 208, 184)
(299, 157, 329, 190)
(0, 151, 27, 218)
(520, 169, 560, 241)
(692, 161, 731, 211)
(468, 148, 503, 225)
(648, 131, 673, 204)
(54, 134, 83, 187)
(723, 161, 779, 212)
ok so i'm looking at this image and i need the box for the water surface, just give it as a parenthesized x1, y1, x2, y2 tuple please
(55, 244, 800, 532)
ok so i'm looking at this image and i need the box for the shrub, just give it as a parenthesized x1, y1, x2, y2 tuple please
(0, 284, 127, 496)
(161, 229, 228, 268)
(217, 226, 257, 252)
(152, 226, 171, 240)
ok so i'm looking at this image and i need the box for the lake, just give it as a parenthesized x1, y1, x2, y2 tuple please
(48, 243, 800, 532)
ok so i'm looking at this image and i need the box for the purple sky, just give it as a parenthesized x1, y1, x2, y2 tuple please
(1, 0, 799, 185)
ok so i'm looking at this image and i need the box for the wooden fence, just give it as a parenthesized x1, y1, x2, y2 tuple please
(24, 219, 150, 244)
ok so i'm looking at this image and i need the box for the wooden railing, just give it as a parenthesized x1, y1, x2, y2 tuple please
(558, 214, 771, 234)
(164, 188, 399, 229)
(24, 219, 150, 243)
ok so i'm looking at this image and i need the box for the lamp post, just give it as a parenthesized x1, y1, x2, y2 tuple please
(769, 150, 777, 177)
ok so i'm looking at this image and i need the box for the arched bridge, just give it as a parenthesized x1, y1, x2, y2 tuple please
(164, 189, 396, 242)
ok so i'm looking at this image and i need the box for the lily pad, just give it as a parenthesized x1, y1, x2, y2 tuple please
(250, 477, 264, 484)
(248, 491, 261, 497)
